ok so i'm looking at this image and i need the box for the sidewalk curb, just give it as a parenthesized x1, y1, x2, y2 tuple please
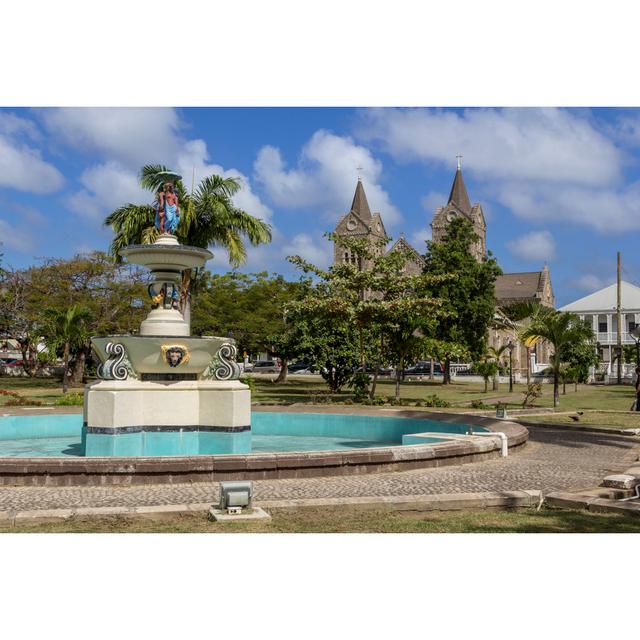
(546, 491, 640, 517)
(0, 491, 543, 527)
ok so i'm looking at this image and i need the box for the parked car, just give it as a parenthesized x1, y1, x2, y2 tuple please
(0, 358, 24, 367)
(288, 361, 316, 374)
(404, 361, 442, 376)
(251, 360, 281, 374)
(354, 365, 394, 376)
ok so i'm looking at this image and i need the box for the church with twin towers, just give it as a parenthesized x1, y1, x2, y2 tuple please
(332, 161, 555, 374)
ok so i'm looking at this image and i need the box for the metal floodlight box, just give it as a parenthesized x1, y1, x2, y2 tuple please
(219, 481, 253, 509)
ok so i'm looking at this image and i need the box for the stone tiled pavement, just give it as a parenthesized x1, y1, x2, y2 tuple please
(0, 426, 638, 512)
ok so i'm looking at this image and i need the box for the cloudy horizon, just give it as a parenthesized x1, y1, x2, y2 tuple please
(1, 107, 638, 307)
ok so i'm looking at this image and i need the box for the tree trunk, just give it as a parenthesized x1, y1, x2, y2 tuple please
(443, 357, 451, 385)
(429, 357, 435, 381)
(562, 378, 566, 395)
(526, 346, 531, 385)
(484, 378, 488, 393)
(18, 339, 38, 377)
(70, 346, 88, 385)
(395, 357, 403, 401)
(274, 358, 288, 384)
(492, 368, 499, 391)
(553, 372, 559, 407)
(369, 366, 380, 401)
(62, 342, 69, 394)
(359, 327, 365, 370)
(369, 334, 384, 400)
(574, 381, 578, 393)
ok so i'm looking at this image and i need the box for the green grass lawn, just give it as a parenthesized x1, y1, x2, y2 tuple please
(1, 375, 638, 428)
(2, 506, 639, 533)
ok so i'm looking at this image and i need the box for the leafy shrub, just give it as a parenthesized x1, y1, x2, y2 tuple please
(0, 389, 43, 406)
(349, 372, 370, 402)
(470, 399, 491, 409)
(521, 382, 543, 408)
(365, 396, 385, 406)
(240, 376, 256, 393)
(423, 394, 451, 408)
(54, 393, 84, 406)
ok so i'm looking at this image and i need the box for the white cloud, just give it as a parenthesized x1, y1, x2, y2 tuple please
(282, 233, 332, 268)
(68, 162, 148, 220)
(357, 107, 639, 235)
(0, 112, 41, 140)
(0, 134, 64, 194)
(40, 109, 272, 226)
(0, 219, 36, 252)
(358, 108, 620, 186)
(506, 230, 556, 262)
(571, 273, 614, 292)
(40, 108, 183, 168)
(254, 129, 402, 227)
(420, 191, 447, 214)
(409, 227, 431, 251)
(497, 181, 640, 233)
(176, 139, 272, 223)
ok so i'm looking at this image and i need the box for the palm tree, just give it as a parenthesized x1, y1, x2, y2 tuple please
(42, 305, 92, 393)
(486, 344, 510, 391)
(104, 165, 272, 322)
(522, 309, 594, 407)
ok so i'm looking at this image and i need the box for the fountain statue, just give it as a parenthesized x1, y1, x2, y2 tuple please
(82, 183, 251, 456)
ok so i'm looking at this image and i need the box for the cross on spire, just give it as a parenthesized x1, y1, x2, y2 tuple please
(456, 154, 463, 170)
(356, 165, 363, 181)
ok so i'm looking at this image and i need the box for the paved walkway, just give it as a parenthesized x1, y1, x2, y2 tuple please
(0, 426, 637, 512)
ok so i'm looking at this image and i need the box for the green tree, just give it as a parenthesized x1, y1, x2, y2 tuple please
(191, 271, 307, 382)
(286, 234, 447, 399)
(0, 252, 148, 381)
(486, 344, 510, 391)
(422, 217, 502, 384)
(522, 310, 595, 407)
(474, 359, 499, 393)
(104, 165, 272, 322)
(559, 335, 600, 392)
(42, 305, 92, 393)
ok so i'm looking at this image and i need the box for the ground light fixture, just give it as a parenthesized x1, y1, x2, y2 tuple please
(219, 480, 253, 514)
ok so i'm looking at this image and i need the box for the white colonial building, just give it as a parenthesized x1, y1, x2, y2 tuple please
(560, 281, 640, 378)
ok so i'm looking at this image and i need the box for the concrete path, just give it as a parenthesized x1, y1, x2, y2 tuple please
(0, 426, 637, 512)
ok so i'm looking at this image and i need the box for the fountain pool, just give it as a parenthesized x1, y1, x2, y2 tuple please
(0, 411, 483, 457)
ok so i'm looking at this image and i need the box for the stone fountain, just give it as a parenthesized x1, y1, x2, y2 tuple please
(82, 232, 251, 456)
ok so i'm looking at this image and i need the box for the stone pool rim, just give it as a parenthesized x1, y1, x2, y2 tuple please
(0, 405, 528, 486)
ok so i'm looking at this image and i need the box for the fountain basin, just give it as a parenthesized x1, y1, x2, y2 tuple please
(91, 335, 230, 377)
(120, 242, 213, 271)
(0, 408, 529, 485)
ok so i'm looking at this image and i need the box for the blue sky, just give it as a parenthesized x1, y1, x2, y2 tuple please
(1, 107, 639, 307)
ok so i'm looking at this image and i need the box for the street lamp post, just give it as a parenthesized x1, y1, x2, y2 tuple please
(631, 326, 640, 367)
(507, 340, 515, 393)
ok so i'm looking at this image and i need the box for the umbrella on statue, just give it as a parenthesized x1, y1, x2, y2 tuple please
(155, 171, 183, 186)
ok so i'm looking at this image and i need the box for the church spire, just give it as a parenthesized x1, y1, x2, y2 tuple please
(447, 159, 472, 214)
(350, 178, 372, 220)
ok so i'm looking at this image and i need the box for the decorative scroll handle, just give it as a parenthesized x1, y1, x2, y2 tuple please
(96, 342, 130, 381)
(213, 343, 241, 381)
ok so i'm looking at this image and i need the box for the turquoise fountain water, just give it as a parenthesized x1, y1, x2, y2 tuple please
(0, 412, 482, 457)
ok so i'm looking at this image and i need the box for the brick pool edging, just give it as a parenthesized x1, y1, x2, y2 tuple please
(0, 406, 528, 486)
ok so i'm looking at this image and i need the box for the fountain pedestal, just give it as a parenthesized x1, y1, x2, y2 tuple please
(83, 379, 250, 456)
(84, 234, 251, 457)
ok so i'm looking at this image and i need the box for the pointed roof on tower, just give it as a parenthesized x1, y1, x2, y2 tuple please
(350, 178, 372, 221)
(447, 160, 472, 215)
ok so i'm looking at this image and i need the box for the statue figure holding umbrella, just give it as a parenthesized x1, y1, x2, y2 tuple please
(154, 173, 181, 234)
